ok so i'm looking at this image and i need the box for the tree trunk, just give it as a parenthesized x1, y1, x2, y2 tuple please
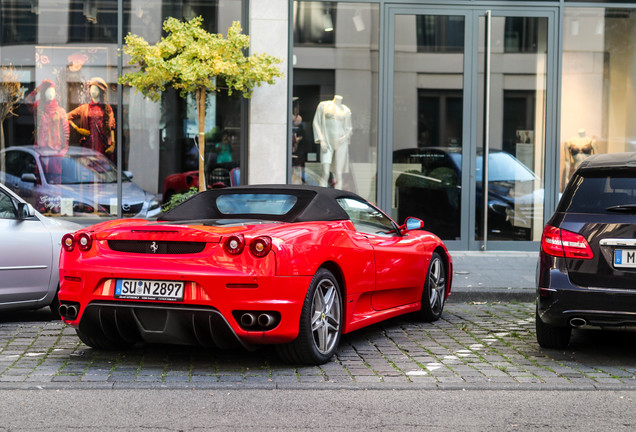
(196, 88, 207, 192)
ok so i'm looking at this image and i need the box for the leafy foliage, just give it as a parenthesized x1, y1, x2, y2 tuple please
(0, 65, 22, 121)
(118, 17, 283, 101)
(162, 187, 199, 213)
(119, 16, 283, 192)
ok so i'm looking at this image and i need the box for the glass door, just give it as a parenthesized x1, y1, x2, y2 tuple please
(474, 11, 554, 250)
(389, 11, 467, 246)
(386, 6, 557, 250)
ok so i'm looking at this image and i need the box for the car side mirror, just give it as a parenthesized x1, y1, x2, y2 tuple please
(400, 216, 424, 233)
(123, 170, 133, 180)
(17, 202, 34, 219)
(21, 173, 38, 183)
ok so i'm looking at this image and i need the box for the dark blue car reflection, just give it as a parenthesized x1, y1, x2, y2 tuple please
(394, 147, 542, 240)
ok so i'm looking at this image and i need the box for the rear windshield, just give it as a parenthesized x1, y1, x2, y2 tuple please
(216, 194, 298, 215)
(559, 171, 636, 213)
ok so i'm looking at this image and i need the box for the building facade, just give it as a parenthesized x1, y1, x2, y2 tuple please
(1, 0, 635, 251)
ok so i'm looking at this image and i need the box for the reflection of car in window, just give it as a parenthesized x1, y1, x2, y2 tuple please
(337, 197, 397, 236)
(393, 147, 542, 240)
(0, 146, 160, 218)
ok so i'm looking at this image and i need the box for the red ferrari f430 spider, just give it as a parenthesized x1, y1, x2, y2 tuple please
(58, 185, 452, 365)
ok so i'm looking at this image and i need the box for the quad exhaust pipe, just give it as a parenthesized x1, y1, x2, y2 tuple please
(239, 312, 278, 330)
(257, 313, 276, 328)
(59, 303, 79, 320)
(240, 312, 256, 328)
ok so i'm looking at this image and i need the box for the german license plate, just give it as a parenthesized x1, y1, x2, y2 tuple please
(115, 279, 184, 301)
(614, 249, 636, 268)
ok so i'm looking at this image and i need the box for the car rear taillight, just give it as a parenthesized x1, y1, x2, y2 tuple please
(541, 225, 593, 259)
(224, 234, 245, 255)
(62, 233, 75, 252)
(77, 233, 93, 252)
(250, 236, 272, 258)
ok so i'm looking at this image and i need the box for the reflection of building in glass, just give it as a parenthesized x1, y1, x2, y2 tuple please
(560, 8, 636, 191)
(3, 0, 636, 251)
(0, 0, 244, 216)
(292, 2, 379, 202)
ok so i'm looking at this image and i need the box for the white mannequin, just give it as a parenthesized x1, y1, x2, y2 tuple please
(89, 84, 101, 102)
(312, 95, 352, 188)
(44, 87, 56, 102)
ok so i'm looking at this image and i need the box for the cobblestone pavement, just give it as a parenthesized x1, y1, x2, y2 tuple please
(2, 302, 636, 390)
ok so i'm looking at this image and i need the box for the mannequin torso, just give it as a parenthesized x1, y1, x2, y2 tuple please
(312, 95, 353, 189)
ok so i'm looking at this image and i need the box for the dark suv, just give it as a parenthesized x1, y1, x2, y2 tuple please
(536, 152, 636, 348)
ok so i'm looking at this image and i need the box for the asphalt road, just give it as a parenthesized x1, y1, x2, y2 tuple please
(1, 388, 635, 431)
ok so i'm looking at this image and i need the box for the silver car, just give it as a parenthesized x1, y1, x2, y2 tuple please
(1, 146, 161, 218)
(0, 183, 80, 315)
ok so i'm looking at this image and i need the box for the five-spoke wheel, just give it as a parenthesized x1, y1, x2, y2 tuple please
(276, 268, 342, 365)
(310, 275, 341, 355)
(417, 252, 447, 322)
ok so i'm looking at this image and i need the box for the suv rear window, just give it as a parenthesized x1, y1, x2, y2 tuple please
(559, 171, 636, 213)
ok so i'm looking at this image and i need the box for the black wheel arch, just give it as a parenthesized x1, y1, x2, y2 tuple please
(316, 261, 346, 327)
(433, 246, 452, 298)
(318, 261, 346, 297)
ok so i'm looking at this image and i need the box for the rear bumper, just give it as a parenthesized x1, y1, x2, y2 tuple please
(537, 265, 636, 329)
(59, 263, 313, 347)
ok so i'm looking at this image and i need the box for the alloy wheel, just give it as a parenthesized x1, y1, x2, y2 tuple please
(428, 256, 446, 315)
(310, 278, 341, 355)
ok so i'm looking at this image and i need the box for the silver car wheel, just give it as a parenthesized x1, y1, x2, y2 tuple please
(428, 256, 446, 315)
(310, 278, 341, 355)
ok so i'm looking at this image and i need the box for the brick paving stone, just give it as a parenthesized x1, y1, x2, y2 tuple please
(3, 302, 636, 389)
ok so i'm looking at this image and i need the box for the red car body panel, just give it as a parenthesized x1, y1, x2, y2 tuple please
(58, 186, 453, 353)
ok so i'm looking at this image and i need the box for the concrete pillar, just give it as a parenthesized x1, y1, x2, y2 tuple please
(248, 0, 289, 184)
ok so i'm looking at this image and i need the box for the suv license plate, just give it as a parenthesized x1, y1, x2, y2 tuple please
(115, 279, 185, 301)
(614, 249, 636, 268)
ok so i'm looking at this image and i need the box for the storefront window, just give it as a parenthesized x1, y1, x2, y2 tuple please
(122, 1, 243, 209)
(561, 7, 636, 190)
(0, 0, 243, 218)
(291, 1, 379, 203)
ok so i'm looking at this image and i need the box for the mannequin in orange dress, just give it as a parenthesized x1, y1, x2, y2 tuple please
(67, 77, 115, 161)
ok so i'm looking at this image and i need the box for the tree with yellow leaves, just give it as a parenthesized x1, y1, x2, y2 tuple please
(119, 17, 283, 191)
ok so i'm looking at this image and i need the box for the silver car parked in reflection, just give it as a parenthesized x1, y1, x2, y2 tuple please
(1, 146, 161, 218)
(0, 182, 80, 315)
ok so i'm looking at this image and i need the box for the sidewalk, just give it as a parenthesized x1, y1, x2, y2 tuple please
(448, 251, 538, 303)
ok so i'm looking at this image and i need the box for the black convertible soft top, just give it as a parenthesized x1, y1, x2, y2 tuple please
(158, 184, 366, 223)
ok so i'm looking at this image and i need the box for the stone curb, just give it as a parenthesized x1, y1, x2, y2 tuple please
(448, 288, 535, 303)
(1, 381, 635, 391)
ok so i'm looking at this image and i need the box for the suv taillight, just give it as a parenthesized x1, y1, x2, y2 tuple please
(541, 225, 593, 259)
